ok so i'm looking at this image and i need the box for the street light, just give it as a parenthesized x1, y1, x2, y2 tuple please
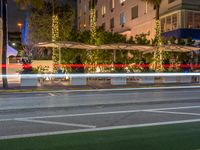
(17, 22, 23, 32)
(12, 42, 16, 46)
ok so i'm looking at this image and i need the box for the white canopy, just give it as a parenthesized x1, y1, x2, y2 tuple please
(35, 41, 97, 50)
(7, 45, 18, 57)
(34, 41, 200, 53)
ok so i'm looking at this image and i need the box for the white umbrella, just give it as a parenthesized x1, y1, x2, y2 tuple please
(7, 45, 18, 57)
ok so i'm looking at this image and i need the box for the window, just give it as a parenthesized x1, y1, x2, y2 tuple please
(194, 13, 200, 29)
(110, 0, 115, 11)
(168, 0, 177, 4)
(145, 1, 148, 14)
(110, 17, 114, 29)
(79, 9, 82, 17)
(160, 13, 179, 32)
(102, 23, 106, 29)
(96, 10, 98, 21)
(187, 12, 193, 28)
(120, 0, 125, 6)
(131, 5, 138, 20)
(161, 18, 165, 32)
(166, 16, 171, 31)
(172, 14, 178, 30)
(120, 12, 126, 26)
(101, 5, 106, 17)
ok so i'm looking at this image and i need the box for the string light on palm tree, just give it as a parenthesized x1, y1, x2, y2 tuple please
(142, 0, 163, 72)
(89, 0, 97, 45)
(51, 0, 60, 66)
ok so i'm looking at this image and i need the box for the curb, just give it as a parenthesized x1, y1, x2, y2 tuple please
(0, 85, 200, 94)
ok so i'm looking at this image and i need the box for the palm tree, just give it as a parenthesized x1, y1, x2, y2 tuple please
(89, 0, 97, 44)
(15, 0, 43, 9)
(15, 0, 59, 65)
(142, 0, 163, 72)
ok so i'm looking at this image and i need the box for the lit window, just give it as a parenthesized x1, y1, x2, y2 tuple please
(110, 0, 115, 11)
(101, 5, 106, 17)
(194, 13, 200, 29)
(120, 0, 126, 5)
(145, 1, 148, 14)
(161, 18, 165, 32)
(166, 16, 171, 31)
(172, 14, 178, 30)
(187, 12, 193, 28)
(120, 12, 126, 25)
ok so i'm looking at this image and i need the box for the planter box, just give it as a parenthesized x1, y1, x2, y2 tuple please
(178, 76, 192, 83)
(138, 76, 155, 84)
(21, 77, 39, 87)
(111, 77, 127, 85)
(70, 77, 87, 85)
(162, 76, 177, 84)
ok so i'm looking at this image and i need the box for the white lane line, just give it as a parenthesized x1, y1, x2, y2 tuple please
(147, 110, 200, 116)
(1, 118, 200, 140)
(1, 105, 200, 122)
(15, 119, 96, 129)
(152, 105, 200, 111)
(48, 93, 56, 97)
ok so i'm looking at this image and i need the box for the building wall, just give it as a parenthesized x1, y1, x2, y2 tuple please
(77, 0, 200, 40)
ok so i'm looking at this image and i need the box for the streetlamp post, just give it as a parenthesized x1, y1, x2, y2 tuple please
(1, 0, 8, 88)
(17, 22, 23, 32)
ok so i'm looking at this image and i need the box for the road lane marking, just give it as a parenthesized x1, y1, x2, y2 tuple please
(1, 105, 200, 122)
(1, 118, 200, 140)
(147, 110, 200, 116)
(48, 93, 56, 97)
(15, 119, 96, 129)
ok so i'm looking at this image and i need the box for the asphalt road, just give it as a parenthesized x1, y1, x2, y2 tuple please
(1, 87, 200, 140)
(1, 87, 200, 110)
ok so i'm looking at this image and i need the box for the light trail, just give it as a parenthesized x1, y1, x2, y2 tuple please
(0, 64, 199, 68)
(0, 73, 200, 78)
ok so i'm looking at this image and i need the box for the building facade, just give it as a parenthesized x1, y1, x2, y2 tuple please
(77, 0, 200, 40)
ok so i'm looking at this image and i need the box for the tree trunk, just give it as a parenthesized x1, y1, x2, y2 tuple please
(155, 5, 160, 20)
(154, 5, 163, 72)
(1, 0, 8, 88)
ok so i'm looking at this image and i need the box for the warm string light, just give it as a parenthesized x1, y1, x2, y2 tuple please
(90, 8, 97, 44)
(52, 14, 59, 42)
(52, 14, 60, 65)
(152, 20, 163, 72)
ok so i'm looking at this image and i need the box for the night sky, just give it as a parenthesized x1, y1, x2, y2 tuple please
(8, 0, 77, 32)
(8, 0, 26, 32)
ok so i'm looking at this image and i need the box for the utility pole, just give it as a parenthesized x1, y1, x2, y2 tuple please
(1, 0, 8, 88)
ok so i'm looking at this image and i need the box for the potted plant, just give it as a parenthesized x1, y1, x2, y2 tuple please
(20, 58, 39, 87)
